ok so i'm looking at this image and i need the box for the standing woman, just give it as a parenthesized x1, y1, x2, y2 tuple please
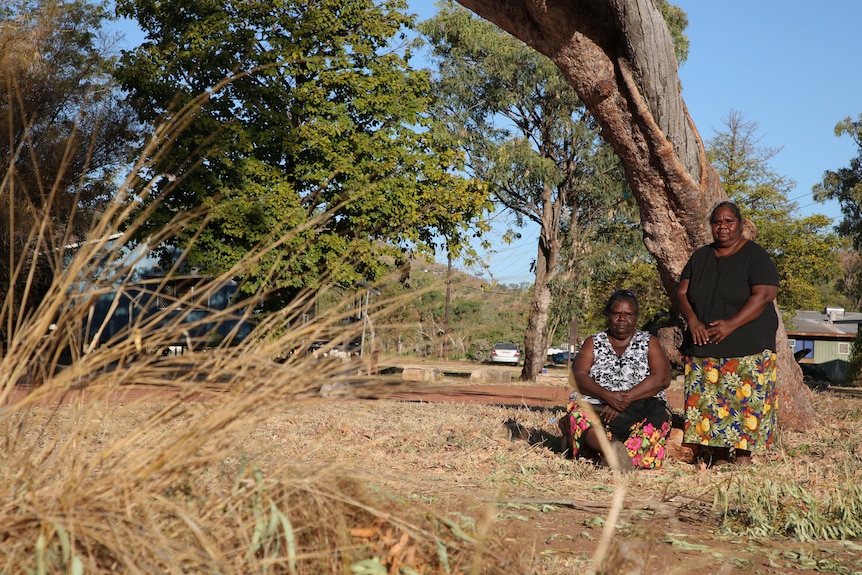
(676, 201, 780, 467)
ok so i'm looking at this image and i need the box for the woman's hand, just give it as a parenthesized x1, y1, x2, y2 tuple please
(600, 404, 621, 423)
(707, 319, 734, 344)
(676, 278, 711, 346)
(603, 390, 631, 414)
(689, 318, 711, 346)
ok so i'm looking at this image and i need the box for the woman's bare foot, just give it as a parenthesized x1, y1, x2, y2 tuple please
(734, 450, 753, 466)
(735, 456, 753, 466)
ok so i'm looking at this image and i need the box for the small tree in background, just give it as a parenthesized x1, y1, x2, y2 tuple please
(0, 0, 136, 332)
(815, 114, 862, 247)
(708, 110, 845, 314)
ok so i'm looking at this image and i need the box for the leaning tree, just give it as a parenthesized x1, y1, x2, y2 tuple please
(453, 0, 816, 429)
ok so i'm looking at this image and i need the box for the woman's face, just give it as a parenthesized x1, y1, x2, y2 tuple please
(607, 298, 637, 340)
(710, 206, 743, 247)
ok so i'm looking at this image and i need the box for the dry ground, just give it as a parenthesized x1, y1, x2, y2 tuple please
(233, 390, 862, 574)
(13, 358, 862, 574)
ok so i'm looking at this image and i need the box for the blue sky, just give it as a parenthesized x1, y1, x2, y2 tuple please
(112, 2, 862, 285)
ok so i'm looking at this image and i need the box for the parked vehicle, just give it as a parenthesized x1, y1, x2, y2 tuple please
(490, 342, 521, 365)
(550, 351, 577, 365)
(793, 349, 831, 392)
(546, 343, 569, 357)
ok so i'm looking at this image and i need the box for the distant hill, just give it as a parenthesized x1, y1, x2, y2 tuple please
(369, 257, 532, 361)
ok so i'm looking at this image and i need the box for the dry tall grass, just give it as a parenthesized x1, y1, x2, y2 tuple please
(0, 78, 521, 572)
(0, 169, 499, 572)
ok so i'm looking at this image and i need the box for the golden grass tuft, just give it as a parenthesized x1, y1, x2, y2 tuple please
(0, 86, 531, 572)
(1, 331, 524, 572)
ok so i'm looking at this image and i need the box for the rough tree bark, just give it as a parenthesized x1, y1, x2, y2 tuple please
(455, 0, 816, 430)
(521, 187, 560, 381)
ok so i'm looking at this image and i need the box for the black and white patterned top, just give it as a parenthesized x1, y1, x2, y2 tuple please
(582, 329, 667, 405)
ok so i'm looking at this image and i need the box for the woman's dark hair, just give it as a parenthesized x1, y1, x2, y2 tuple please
(710, 201, 742, 223)
(604, 289, 639, 316)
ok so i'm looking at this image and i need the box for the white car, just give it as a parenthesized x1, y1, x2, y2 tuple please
(490, 342, 521, 365)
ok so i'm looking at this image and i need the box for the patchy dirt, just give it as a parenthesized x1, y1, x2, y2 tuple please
(255, 391, 862, 575)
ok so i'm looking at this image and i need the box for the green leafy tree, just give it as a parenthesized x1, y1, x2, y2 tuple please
(0, 0, 136, 331)
(814, 114, 862, 247)
(835, 250, 862, 311)
(708, 110, 844, 313)
(114, 0, 488, 308)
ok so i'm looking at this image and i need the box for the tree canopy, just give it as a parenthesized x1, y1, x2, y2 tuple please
(815, 114, 862, 248)
(114, 0, 488, 305)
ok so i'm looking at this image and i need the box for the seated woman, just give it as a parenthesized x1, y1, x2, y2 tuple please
(559, 290, 672, 470)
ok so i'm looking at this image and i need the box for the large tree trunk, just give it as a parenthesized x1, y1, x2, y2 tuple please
(456, 0, 817, 429)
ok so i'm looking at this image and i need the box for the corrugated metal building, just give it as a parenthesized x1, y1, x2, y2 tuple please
(786, 307, 862, 385)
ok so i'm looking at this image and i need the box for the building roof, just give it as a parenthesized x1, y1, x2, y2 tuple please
(787, 308, 862, 338)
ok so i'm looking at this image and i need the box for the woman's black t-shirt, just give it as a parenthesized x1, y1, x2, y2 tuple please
(680, 240, 780, 358)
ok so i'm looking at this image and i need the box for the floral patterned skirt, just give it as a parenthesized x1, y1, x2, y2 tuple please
(682, 350, 778, 451)
(560, 396, 672, 470)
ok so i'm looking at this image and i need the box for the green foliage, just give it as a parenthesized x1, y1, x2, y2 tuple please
(707, 111, 845, 313)
(421, 4, 618, 227)
(757, 212, 845, 311)
(834, 250, 862, 312)
(813, 116, 862, 312)
(114, 0, 489, 304)
(657, 0, 690, 64)
(716, 475, 862, 541)
(846, 327, 862, 385)
(814, 114, 862, 248)
(372, 260, 529, 360)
